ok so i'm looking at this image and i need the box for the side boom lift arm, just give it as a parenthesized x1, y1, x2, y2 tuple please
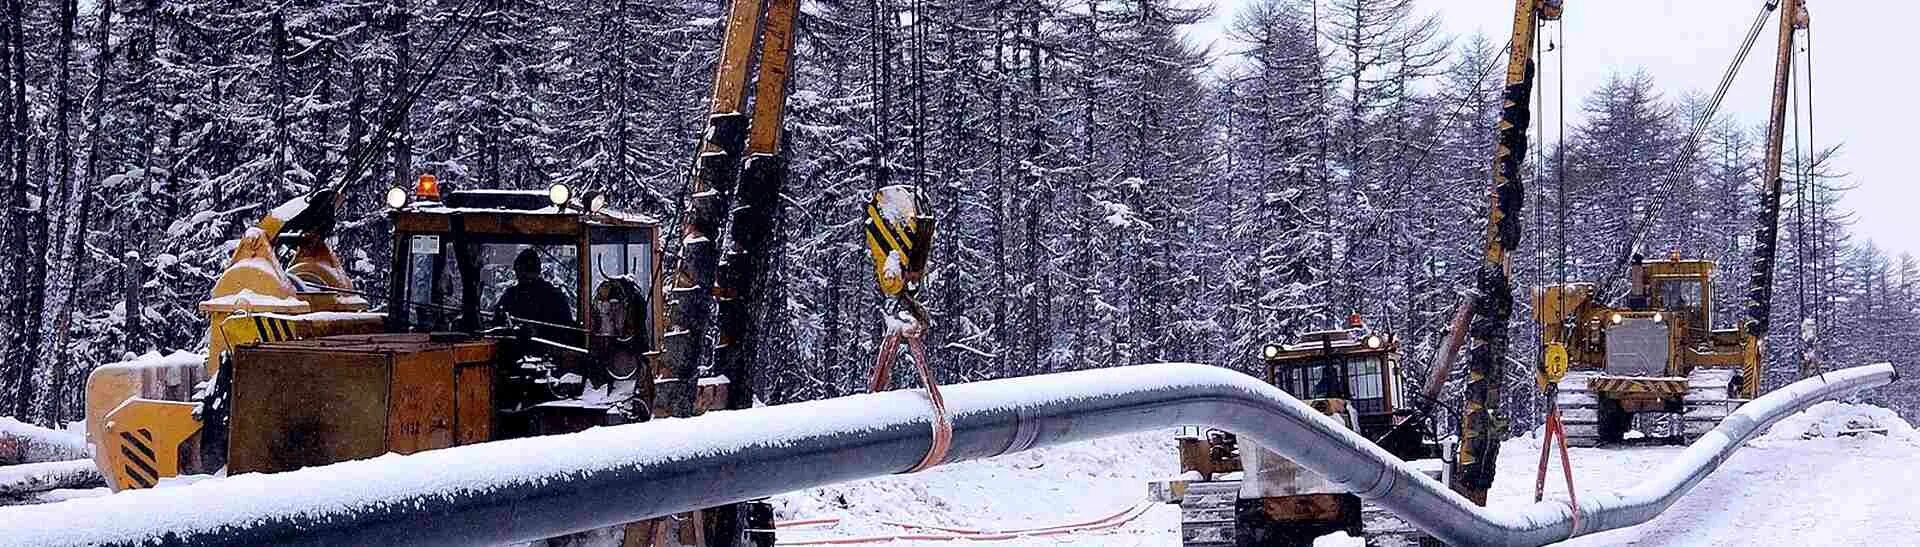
(1453, 0, 1562, 506)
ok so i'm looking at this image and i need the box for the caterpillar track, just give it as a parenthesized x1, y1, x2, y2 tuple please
(1178, 481, 1240, 547)
(1555, 368, 1742, 447)
(1555, 371, 1607, 448)
(1174, 480, 1439, 547)
(1360, 502, 1441, 547)
(1683, 368, 1741, 443)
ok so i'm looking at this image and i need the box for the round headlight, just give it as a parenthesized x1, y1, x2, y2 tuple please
(1652, 312, 1665, 323)
(384, 186, 408, 210)
(1261, 344, 1282, 360)
(548, 183, 572, 207)
(1364, 335, 1383, 350)
(586, 192, 609, 213)
(1609, 312, 1625, 325)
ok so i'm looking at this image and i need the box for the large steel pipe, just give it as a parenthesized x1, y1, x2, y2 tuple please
(0, 362, 1893, 546)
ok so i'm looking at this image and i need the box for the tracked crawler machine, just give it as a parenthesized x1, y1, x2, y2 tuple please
(1532, 0, 1808, 447)
(65, 0, 800, 544)
(1535, 258, 1757, 446)
(1157, 323, 1444, 547)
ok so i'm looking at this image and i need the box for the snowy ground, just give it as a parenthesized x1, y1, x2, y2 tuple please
(771, 401, 1920, 546)
(771, 432, 1182, 546)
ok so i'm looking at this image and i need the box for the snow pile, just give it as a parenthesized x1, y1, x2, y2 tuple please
(881, 249, 906, 284)
(1096, 200, 1140, 229)
(872, 186, 918, 225)
(0, 418, 90, 465)
(1758, 401, 1917, 443)
(201, 288, 307, 308)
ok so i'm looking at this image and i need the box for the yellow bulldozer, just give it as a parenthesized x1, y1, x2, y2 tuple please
(83, 181, 753, 543)
(1532, 0, 1809, 448)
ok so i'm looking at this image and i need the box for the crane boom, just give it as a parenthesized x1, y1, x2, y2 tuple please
(662, 0, 799, 419)
(1745, 0, 1805, 342)
(1454, 0, 1561, 506)
(714, 0, 800, 412)
(658, 2, 800, 543)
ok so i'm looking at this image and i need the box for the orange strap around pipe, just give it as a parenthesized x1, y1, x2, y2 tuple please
(870, 318, 951, 474)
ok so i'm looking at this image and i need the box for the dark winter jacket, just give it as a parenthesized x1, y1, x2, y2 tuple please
(495, 278, 575, 340)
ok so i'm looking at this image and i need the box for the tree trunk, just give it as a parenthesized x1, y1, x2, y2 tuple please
(33, 0, 110, 427)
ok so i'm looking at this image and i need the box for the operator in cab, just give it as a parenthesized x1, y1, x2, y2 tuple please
(496, 248, 575, 342)
(1313, 361, 1349, 400)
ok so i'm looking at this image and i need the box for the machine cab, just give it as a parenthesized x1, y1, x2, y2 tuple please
(1605, 257, 1718, 377)
(1261, 327, 1442, 463)
(1628, 256, 1715, 329)
(1263, 331, 1399, 414)
(384, 184, 665, 403)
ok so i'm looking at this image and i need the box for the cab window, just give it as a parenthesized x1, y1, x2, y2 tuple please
(1345, 356, 1385, 413)
(471, 243, 579, 322)
(584, 228, 653, 338)
(1655, 276, 1706, 321)
(398, 235, 580, 333)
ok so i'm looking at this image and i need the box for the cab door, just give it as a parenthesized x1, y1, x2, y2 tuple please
(586, 225, 661, 383)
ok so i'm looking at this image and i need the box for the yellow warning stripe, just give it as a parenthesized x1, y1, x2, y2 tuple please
(119, 430, 158, 488)
(865, 221, 897, 256)
(1588, 377, 1687, 395)
(865, 202, 919, 252)
(864, 205, 911, 255)
(248, 315, 300, 343)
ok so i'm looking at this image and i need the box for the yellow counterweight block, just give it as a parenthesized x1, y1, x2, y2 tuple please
(98, 398, 201, 490)
(85, 354, 209, 491)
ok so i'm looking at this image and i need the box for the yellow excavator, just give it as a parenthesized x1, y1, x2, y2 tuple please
(71, 0, 799, 544)
(1533, 0, 1807, 447)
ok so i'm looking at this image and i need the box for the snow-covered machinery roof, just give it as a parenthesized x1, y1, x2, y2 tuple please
(398, 189, 659, 227)
(1273, 329, 1394, 358)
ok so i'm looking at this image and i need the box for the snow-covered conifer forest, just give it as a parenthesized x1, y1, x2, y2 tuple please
(0, 0, 1910, 435)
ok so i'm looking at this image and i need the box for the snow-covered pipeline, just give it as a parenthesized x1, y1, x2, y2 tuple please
(0, 362, 1894, 546)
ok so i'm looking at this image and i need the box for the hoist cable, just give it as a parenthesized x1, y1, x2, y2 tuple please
(1556, 20, 1569, 280)
(1805, 24, 1824, 354)
(1594, 0, 1773, 301)
(329, 0, 483, 199)
(1533, 21, 1546, 217)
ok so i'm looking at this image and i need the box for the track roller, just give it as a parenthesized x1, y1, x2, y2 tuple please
(1361, 501, 1442, 547)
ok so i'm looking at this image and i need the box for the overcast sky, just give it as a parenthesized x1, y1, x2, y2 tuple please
(1189, 0, 1916, 261)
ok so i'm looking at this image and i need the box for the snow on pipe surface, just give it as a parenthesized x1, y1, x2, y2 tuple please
(0, 363, 1895, 546)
